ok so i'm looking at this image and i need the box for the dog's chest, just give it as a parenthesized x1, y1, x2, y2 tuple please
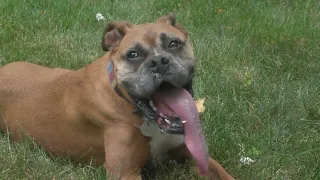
(140, 121, 184, 160)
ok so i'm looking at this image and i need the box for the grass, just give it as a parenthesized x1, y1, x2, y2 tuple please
(0, 0, 320, 179)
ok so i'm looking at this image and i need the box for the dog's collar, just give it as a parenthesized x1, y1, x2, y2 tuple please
(107, 60, 158, 120)
(107, 60, 133, 103)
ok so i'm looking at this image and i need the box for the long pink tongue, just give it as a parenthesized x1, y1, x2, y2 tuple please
(153, 87, 209, 175)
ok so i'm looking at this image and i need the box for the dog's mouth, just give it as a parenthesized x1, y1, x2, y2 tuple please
(132, 81, 209, 174)
(137, 81, 210, 174)
(136, 82, 194, 135)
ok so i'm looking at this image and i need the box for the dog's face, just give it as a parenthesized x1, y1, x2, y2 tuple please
(102, 14, 195, 134)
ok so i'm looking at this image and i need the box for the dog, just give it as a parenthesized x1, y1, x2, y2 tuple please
(0, 13, 234, 180)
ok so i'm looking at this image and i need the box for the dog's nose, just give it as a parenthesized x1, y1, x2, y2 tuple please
(149, 55, 170, 74)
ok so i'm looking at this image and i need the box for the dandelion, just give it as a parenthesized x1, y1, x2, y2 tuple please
(240, 156, 255, 165)
(96, 13, 105, 21)
(195, 98, 206, 113)
(238, 143, 257, 165)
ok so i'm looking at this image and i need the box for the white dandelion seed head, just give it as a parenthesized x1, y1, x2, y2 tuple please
(96, 13, 105, 21)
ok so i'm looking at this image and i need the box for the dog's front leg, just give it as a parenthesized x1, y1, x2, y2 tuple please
(103, 124, 150, 180)
(206, 157, 235, 180)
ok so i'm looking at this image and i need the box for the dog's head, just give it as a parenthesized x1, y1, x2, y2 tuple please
(102, 13, 195, 135)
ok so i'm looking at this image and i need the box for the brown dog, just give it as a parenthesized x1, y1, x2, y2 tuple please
(0, 13, 234, 180)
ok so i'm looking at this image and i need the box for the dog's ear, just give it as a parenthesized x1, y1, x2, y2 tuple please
(156, 13, 188, 37)
(101, 21, 135, 51)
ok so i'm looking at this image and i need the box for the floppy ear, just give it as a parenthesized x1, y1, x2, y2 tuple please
(156, 13, 188, 37)
(101, 21, 135, 51)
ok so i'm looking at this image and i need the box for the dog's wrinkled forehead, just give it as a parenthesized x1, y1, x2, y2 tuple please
(118, 23, 187, 52)
(101, 13, 189, 55)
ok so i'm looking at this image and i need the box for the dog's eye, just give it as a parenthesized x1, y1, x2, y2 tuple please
(127, 51, 140, 59)
(168, 40, 182, 49)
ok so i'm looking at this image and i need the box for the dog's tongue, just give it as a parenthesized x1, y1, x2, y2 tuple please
(153, 87, 209, 175)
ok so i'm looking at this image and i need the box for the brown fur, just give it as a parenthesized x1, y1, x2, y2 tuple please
(0, 14, 234, 180)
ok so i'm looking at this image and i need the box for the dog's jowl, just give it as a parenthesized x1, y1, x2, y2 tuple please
(0, 13, 234, 180)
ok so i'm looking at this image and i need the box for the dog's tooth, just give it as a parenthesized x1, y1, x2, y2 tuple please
(164, 119, 171, 124)
(149, 100, 156, 109)
(159, 112, 165, 117)
(149, 100, 154, 107)
(182, 121, 186, 124)
(152, 106, 158, 111)
(149, 100, 159, 112)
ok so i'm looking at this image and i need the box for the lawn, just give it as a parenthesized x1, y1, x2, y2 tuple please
(0, 0, 320, 179)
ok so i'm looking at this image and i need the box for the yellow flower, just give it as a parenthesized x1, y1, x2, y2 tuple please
(195, 98, 206, 113)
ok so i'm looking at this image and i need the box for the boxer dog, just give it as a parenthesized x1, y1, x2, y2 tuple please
(0, 13, 234, 180)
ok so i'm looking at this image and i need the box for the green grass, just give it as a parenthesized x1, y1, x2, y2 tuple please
(1, 0, 320, 179)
